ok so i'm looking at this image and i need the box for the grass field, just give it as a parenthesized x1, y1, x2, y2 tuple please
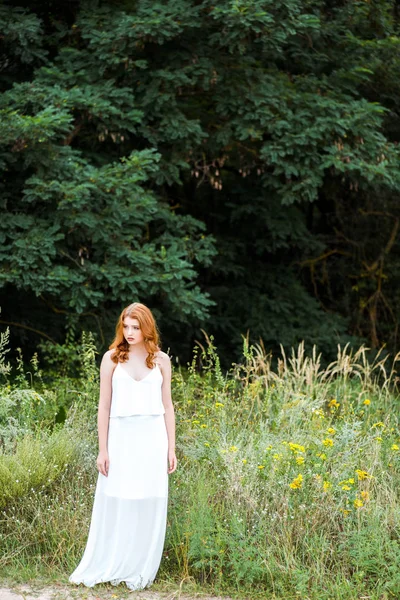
(0, 332, 399, 600)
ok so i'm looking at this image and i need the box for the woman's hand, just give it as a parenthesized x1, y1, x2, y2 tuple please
(96, 450, 109, 477)
(168, 448, 177, 474)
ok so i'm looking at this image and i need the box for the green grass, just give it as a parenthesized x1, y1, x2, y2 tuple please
(0, 337, 399, 599)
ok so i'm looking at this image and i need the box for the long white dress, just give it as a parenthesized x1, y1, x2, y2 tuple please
(69, 361, 168, 590)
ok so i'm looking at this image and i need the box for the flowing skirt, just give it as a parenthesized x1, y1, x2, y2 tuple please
(69, 414, 168, 590)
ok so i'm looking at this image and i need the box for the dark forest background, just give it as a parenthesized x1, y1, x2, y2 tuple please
(1, 0, 400, 367)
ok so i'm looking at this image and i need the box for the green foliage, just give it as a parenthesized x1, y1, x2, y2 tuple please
(0, 324, 11, 379)
(0, 336, 400, 597)
(2, 0, 400, 360)
(0, 428, 80, 510)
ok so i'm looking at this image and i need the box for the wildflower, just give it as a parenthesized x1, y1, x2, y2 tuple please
(323, 481, 331, 491)
(341, 509, 351, 517)
(375, 437, 383, 442)
(327, 427, 336, 435)
(242, 459, 247, 464)
(391, 444, 399, 451)
(204, 442, 210, 447)
(289, 474, 303, 490)
(328, 399, 340, 409)
(215, 402, 224, 408)
(192, 420, 200, 425)
(229, 446, 238, 452)
(371, 422, 385, 429)
(363, 399, 371, 406)
(265, 445, 273, 451)
(339, 479, 354, 486)
(361, 490, 370, 501)
(312, 408, 325, 418)
(258, 465, 265, 470)
(316, 452, 327, 460)
(354, 498, 363, 509)
(323, 438, 334, 447)
(273, 453, 283, 460)
(200, 424, 208, 429)
(289, 443, 305, 453)
(296, 456, 305, 465)
(341, 485, 351, 491)
(356, 469, 373, 480)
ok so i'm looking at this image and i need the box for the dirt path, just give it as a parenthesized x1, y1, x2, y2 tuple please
(0, 585, 234, 600)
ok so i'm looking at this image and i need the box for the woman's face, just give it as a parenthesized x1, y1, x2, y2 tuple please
(123, 316, 144, 346)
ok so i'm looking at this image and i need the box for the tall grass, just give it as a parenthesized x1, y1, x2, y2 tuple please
(0, 335, 399, 599)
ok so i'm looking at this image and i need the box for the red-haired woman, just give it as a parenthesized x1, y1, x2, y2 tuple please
(69, 302, 177, 590)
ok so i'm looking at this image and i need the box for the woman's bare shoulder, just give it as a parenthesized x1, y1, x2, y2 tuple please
(101, 349, 117, 368)
(155, 350, 170, 364)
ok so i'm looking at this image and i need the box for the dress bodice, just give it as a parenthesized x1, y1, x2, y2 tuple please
(109, 362, 165, 417)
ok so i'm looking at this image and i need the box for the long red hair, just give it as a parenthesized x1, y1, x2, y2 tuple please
(109, 303, 161, 368)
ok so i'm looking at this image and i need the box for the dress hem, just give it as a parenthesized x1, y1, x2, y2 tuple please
(69, 576, 155, 591)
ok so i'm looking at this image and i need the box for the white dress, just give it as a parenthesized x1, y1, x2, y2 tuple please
(69, 361, 168, 590)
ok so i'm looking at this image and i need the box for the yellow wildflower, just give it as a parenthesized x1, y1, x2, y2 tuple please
(265, 445, 273, 451)
(372, 422, 385, 429)
(339, 478, 354, 486)
(258, 465, 265, 470)
(200, 424, 207, 428)
(204, 442, 210, 447)
(296, 456, 305, 465)
(273, 453, 283, 460)
(289, 443, 305, 453)
(323, 481, 331, 491)
(328, 399, 340, 409)
(289, 474, 303, 489)
(356, 469, 372, 480)
(361, 490, 370, 501)
(215, 402, 224, 408)
(327, 427, 336, 435)
(323, 438, 334, 447)
(375, 437, 383, 442)
(391, 444, 399, 451)
(242, 459, 247, 464)
(354, 498, 363, 509)
(316, 452, 327, 460)
(363, 398, 371, 406)
(313, 408, 325, 418)
(192, 420, 200, 425)
(229, 446, 238, 452)
(341, 509, 351, 517)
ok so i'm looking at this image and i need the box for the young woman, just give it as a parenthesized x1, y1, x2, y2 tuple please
(69, 302, 177, 590)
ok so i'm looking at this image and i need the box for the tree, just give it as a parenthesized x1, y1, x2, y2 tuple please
(1, 0, 400, 362)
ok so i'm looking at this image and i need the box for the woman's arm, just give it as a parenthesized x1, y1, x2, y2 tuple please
(96, 350, 115, 477)
(159, 352, 177, 474)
